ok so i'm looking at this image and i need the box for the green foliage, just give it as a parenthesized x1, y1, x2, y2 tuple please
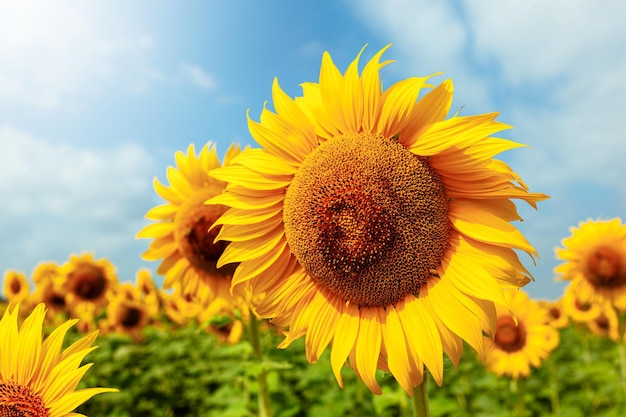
(73, 322, 626, 417)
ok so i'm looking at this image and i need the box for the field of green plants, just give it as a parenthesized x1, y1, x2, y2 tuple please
(70, 318, 625, 417)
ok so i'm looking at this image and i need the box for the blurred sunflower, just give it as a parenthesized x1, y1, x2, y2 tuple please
(134, 268, 161, 318)
(586, 303, 620, 341)
(59, 253, 118, 319)
(537, 299, 569, 329)
(31, 262, 68, 321)
(483, 290, 559, 379)
(102, 283, 151, 341)
(137, 143, 243, 303)
(555, 218, 626, 310)
(0, 303, 117, 416)
(2, 270, 30, 304)
(209, 45, 547, 393)
(562, 283, 603, 323)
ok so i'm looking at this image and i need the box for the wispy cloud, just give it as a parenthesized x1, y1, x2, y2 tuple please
(0, 125, 158, 279)
(180, 63, 217, 91)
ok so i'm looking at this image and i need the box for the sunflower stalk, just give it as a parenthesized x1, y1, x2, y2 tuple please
(512, 377, 527, 417)
(411, 375, 430, 417)
(247, 314, 272, 417)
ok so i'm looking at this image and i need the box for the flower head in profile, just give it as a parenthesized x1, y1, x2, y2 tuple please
(555, 218, 626, 311)
(137, 143, 243, 305)
(209, 45, 547, 394)
(0, 303, 117, 416)
(483, 290, 559, 379)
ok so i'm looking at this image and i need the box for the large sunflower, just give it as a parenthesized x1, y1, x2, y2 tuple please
(137, 142, 243, 300)
(209, 45, 547, 394)
(483, 289, 559, 379)
(555, 218, 626, 310)
(0, 303, 116, 416)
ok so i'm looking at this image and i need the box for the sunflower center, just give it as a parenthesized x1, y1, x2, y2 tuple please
(119, 305, 143, 328)
(0, 381, 49, 417)
(69, 264, 106, 301)
(585, 246, 626, 289)
(283, 132, 450, 307)
(494, 316, 527, 353)
(174, 190, 237, 277)
(9, 280, 21, 295)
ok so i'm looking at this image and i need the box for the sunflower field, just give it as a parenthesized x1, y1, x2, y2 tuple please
(2, 45, 626, 417)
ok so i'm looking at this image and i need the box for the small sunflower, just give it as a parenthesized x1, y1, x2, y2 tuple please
(555, 218, 626, 310)
(59, 253, 118, 319)
(2, 271, 30, 304)
(209, 45, 547, 393)
(537, 299, 569, 329)
(562, 282, 604, 323)
(0, 303, 117, 416)
(586, 303, 620, 342)
(103, 283, 151, 341)
(483, 290, 559, 379)
(31, 262, 68, 320)
(137, 142, 243, 301)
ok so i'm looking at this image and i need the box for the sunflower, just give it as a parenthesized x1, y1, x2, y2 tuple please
(209, 45, 547, 394)
(555, 218, 626, 310)
(586, 303, 620, 342)
(31, 262, 68, 321)
(59, 253, 118, 319)
(137, 142, 245, 303)
(134, 268, 161, 318)
(561, 283, 604, 323)
(0, 303, 117, 416)
(483, 289, 559, 379)
(2, 270, 30, 304)
(102, 283, 151, 341)
(537, 299, 569, 329)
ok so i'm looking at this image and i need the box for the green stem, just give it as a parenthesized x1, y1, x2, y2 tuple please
(248, 314, 271, 417)
(513, 377, 526, 417)
(547, 359, 560, 416)
(412, 375, 430, 417)
(618, 341, 626, 408)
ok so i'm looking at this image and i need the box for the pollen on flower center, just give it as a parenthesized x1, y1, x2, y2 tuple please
(174, 190, 236, 277)
(283, 132, 450, 307)
(69, 264, 106, 301)
(494, 316, 527, 353)
(0, 381, 49, 417)
(585, 245, 626, 289)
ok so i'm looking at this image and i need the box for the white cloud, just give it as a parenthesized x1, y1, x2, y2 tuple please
(0, 125, 158, 280)
(180, 63, 217, 91)
(0, 1, 159, 108)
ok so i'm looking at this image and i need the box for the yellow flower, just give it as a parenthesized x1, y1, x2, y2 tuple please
(31, 262, 68, 321)
(537, 299, 569, 329)
(483, 290, 559, 379)
(586, 303, 620, 342)
(209, 45, 547, 394)
(103, 283, 151, 341)
(2, 271, 30, 304)
(561, 284, 603, 323)
(556, 218, 626, 311)
(0, 303, 117, 416)
(136, 143, 243, 304)
(60, 253, 118, 317)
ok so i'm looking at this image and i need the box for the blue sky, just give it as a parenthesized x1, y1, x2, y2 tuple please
(1, 1, 625, 300)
